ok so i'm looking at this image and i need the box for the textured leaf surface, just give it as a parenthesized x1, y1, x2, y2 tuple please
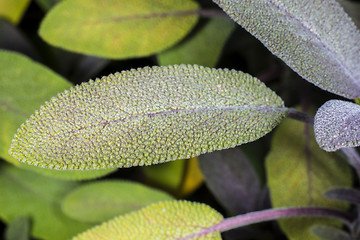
(39, 0, 199, 59)
(158, 17, 234, 67)
(266, 118, 351, 240)
(213, 0, 360, 98)
(73, 200, 223, 240)
(61, 180, 174, 223)
(0, 50, 115, 180)
(5, 216, 30, 240)
(0, 163, 94, 240)
(10, 65, 287, 170)
(199, 147, 261, 214)
(0, 0, 30, 24)
(314, 100, 360, 151)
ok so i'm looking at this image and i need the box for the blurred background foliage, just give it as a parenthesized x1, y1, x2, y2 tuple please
(0, 0, 359, 239)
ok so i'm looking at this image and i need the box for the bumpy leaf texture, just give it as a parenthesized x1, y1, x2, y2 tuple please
(213, 0, 360, 99)
(72, 201, 223, 240)
(314, 100, 360, 151)
(9, 65, 287, 170)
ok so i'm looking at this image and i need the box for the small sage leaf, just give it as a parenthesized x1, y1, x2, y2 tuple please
(61, 180, 174, 223)
(9, 65, 287, 170)
(311, 224, 352, 240)
(72, 200, 223, 240)
(213, 0, 360, 99)
(324, 187, 360, 205)
(314, 100, 360, 151)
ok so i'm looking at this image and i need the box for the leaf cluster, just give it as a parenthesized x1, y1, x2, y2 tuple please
(1, 0, 360, 239)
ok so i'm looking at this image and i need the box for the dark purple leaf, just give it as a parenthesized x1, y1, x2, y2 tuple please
(198, 147, 261, 214)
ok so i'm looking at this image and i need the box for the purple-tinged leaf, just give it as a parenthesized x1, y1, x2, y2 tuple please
(199, 147, 261, 214)
(311, 224, 352, 240)
(212, 0, 360, 99)
(314, 100, 360, 151)
(324, 187, 360, 205)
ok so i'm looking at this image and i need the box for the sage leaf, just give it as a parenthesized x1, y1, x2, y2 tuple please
(61, 180, 174, 223)
(9, 65, 287, 170)
(0, 50, 115, 180)
(266, 118, 351, 240)
(158, 17, 235, 67)
(72, 201, 223, 240)
(39, 0, 199, 59)
(314, 100, 360, 151)
(199, 147, 261, 214)
(0, 0, 30, 24)
(0, 163, 94, 240)
(143, 157, 204, 197)
(213, 0, 360, 99)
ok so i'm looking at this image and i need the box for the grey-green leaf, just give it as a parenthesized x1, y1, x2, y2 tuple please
(213, 0, 360, 99)
(314, 100, 360, 151)
(9, 65, 287, 170)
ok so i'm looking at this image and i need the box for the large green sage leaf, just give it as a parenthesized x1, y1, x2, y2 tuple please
(61, 180, 174, 223)
(213, 0, 360, 99)
(314, 100, 360, 151)
(266, 118, 351, 240)
(0, 50, 115, 180)
(72, 200, 223, 240)
(10, 65, 287, 170)
(39, 0, 199, 59)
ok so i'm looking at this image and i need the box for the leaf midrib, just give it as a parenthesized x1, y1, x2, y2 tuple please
(51, 105, 287, 137)
(78, 9, 200, 26)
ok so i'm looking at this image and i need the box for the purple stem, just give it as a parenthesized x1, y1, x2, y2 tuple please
(287, 108, 314, 125)
(179, 207, 353, 240)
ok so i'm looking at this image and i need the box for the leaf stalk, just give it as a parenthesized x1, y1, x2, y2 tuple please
(180, 207, 353, 239)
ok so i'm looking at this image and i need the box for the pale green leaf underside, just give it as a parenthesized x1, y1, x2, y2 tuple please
(61, 180, 174, 223)
(72, 200, 223, 240)
(213, 0, 360, 99)
(9, 65, 286, 170)
(314, 100, 360, 151)
(39, 0, 199, 59)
